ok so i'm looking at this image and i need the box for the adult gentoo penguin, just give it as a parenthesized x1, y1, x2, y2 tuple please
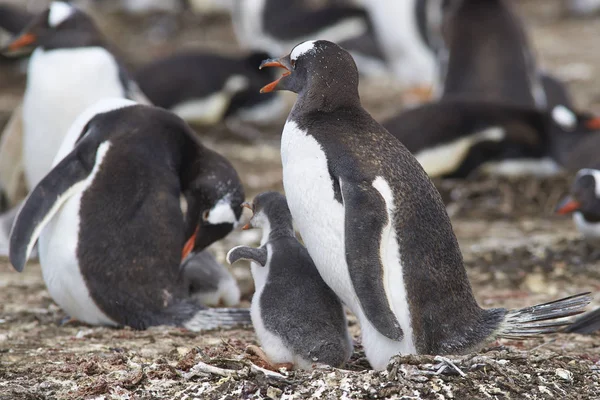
(9, 99, 248, 330)
(260, 40, 592, 370)
(3, 1, 149, 191)
(556, 168, 600, 241)
(227, 192, 352, 370)
(441, 0, 546, 109)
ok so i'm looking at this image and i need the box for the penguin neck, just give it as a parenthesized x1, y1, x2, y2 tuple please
(259, 220, 294, 246)
(291, 80, 361, 117)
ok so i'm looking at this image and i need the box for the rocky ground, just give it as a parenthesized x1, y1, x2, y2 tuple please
(2, 0, 600, 399)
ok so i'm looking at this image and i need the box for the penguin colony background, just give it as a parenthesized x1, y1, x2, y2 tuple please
(1, 0, 600, 397)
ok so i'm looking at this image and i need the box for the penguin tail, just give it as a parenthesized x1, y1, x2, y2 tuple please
(496, 292, 592, 340)
(563, 307, 600, 335)
(181, 307, 252, 331)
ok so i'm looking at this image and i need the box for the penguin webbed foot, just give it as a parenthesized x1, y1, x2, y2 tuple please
(246, 345, 294, 372)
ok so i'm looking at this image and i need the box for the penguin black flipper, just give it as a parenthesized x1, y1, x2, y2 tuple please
(227, 245, 268, 267)
(340, 177, 403, 341)
(9, 133, 105, 272)
(564, 307, 600, 335)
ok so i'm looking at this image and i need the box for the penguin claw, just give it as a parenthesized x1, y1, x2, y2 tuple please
(245, 345, 294, 372)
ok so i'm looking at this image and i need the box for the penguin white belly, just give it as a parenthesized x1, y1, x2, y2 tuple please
(281, 121, 415, 369)
(573, 213, 600, 240)
(22, 48, 126, 189)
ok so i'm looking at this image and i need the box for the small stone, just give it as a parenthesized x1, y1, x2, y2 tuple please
(266, 386, 282, 399)
(555, 368, 573, 382)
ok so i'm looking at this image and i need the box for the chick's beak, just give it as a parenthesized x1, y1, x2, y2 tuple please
(259, 57, 292, 93)
(241, 202, 254, 230)
(555, 196, 581, 215)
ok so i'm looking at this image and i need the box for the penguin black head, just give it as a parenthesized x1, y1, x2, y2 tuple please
(258, 40, 360, 107)
(241, 191, 293, 234)
(556, 169, 600, 221)
(3, 2, 103, 55)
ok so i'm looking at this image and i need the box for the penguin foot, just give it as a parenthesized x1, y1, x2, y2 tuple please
(246, 345, 294, 372)
(401, 85, 434, 107)
(59, 316, 79, 326)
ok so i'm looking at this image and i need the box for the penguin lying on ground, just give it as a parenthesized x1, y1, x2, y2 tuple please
(227, 192, 352, 370)
(441, 0, 547, 109)
(134, 51, 286, 128)
(556, 168, 600, 241)
(259, 40, 592, 370)
(382, 98, 599, 178)
(230, 0, 387, 77)
(182, 250, 241, 307)
(2, 1, 150, 192)
(9, 99, 248, 330)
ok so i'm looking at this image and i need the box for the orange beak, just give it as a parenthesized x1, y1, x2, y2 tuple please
(586, 116, 600, 130)
(6, 33, 37, 52)
(241, 202, 253, 230)
(259, 59, 291, 93)
(181, 226, 199, 261)
(555, 197, 581, 215)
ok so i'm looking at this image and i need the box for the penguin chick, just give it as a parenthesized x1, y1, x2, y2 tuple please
(181, 249, 241, 307)
(259, 40, 592, 370)
(9, 99, 248, 331)
(227, 191, 352, 370)
(556, 168, 600, 240)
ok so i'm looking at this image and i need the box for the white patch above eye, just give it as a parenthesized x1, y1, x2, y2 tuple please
(552, 105, 577, 129)
(206, 198, 237, 225)
(290, 40, 318, 61)
(48, 2, 75, 28)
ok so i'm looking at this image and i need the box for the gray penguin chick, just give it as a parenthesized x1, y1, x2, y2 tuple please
(181, 250, 241, 307)
(227, 191, 353, 369)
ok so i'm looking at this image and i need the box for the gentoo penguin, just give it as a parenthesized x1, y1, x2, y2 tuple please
(135, 51, 286, 126)
(3, 1, 149, 191)
(382, 98, 599, 178)
(230, 0, 387, 77)
(260, 40, 592, 370)
(9, 99, 248, 330)
(227, 192, 352, 369)
(360, 0, 446, 102)
(556, 168, 600, 241)
(441, 0, 546, 109)
(181, 250, 241, 307)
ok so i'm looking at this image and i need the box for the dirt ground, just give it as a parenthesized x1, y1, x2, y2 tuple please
(2, 0, 600, 399)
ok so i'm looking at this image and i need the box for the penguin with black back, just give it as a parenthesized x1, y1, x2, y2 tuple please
(441, 0, 547, 109)
(227, 192, 352, 370)
(382, 98, 600, 178)
(2, 1, 149, 191)
(259, 40, 592, 370)
(135, 51, 286, 127)
(556, 167, 600, 241)
(9, 99, 248, 330)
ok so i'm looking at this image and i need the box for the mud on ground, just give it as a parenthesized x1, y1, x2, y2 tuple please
(2, 0, 600, 399)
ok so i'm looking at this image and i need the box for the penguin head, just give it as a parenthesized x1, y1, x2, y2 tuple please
(3, 2, 103, 55)
(556, 169, 600, 221)
(548, 105, 600, 164)
(241, 191, 292, 233)
(258, 40, 360, 102)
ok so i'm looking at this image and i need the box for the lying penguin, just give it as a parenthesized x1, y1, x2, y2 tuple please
(9, 98, 248, 330)
(134, 51, 286, 127)
(259, 39, 592, 370)
(227, 192, 352, 370)
(556, 168, 600, 241)
(181, 250, 241, 307)
(382, 98, 599, 178)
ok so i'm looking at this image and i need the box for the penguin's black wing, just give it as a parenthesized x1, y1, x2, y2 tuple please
(227, 245, 268, 267)
(564, 307, 600, 335)
(340, 177, 403, 341)
(9, 132, 106, 272)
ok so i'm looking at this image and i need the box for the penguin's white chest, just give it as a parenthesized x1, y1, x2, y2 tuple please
(22, 47, 126, 189)
(573, 213, 600, 240)
(280, 121, 356, 309)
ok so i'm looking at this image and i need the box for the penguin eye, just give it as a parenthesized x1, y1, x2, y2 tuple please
(290, 59, 296, 69)
(202, 210, 210, 221)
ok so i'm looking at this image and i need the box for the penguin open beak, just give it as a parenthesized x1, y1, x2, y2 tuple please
(181, 226, 199, 261)
(259, 57, 292, 93)
(241, 202, 254, 230)
(2, 32, 37, 56)
(555, 196, 581, 215)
